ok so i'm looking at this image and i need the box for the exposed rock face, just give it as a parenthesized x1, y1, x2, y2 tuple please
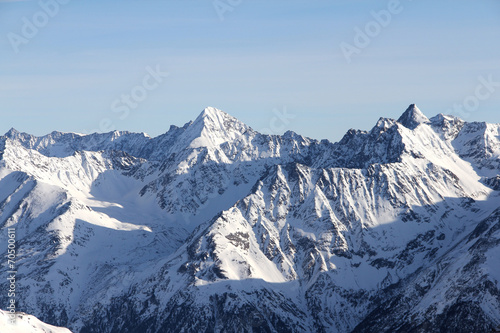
(1, 105, 499, 332)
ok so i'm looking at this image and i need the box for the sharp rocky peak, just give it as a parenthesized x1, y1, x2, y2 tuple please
(187, 107, 253, 148)
(5, 127, 20, 136)
(397, 104, 430, 130)
(4, 127, 29, 140)
(193, 106, 243, 129)
(199, 106, 229, 119)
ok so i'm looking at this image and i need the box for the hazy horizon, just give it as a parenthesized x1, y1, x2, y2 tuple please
(1, 0, 499, 142)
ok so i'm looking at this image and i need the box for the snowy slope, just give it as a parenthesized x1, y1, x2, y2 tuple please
(0, 310, 72, 333)
(1, 105, 499, 332)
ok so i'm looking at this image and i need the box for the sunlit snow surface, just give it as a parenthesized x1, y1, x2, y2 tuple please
(1, 106, 499, 332)
(0, 310, 72, 333)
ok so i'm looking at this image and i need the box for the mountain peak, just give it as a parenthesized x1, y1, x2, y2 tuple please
(188, 107, 253, 148)
(397, 104, 430, 130)
(5, 127, 20, 137)
(200, 106, 228, 118)
(193, 107, 233, 128)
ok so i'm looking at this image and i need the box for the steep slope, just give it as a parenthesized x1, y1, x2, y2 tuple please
(0, 139, 186, 329)
(114, 147, 494, 332)
(353, 206, 500, 332)
(0, 310, 72, 333)
(1, 105, 499, 332)
(397, 104, 430, 130)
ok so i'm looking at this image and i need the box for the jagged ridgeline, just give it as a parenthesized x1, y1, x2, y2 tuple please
(1, 105, 500, 333)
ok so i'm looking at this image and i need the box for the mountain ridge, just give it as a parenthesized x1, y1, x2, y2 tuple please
(1, 105, 500, 332)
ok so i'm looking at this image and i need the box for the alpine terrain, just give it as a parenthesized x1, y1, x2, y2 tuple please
(1, 105, 499, 332)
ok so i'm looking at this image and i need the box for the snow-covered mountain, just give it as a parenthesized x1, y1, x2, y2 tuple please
(0, 310, 72, 333)
(1, 105, 499, 332)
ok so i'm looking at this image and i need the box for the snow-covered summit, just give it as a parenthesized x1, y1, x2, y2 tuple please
(397, 104, 430, 130)
(1, 105, 500, 332)
(187, 107, 254, 148)
(198, 106, 230, 119)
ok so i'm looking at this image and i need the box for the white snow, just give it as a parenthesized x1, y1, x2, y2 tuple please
(1, 105, 499, 332)
(0, 310, 72, 333)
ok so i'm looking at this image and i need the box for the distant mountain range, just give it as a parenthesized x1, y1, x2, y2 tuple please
(1, 105, 499, 332)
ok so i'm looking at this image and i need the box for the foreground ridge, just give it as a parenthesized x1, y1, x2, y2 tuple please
(1, 105, 500, 333)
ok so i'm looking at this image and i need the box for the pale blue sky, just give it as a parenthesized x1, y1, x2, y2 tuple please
(1, 0, 499, 141)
